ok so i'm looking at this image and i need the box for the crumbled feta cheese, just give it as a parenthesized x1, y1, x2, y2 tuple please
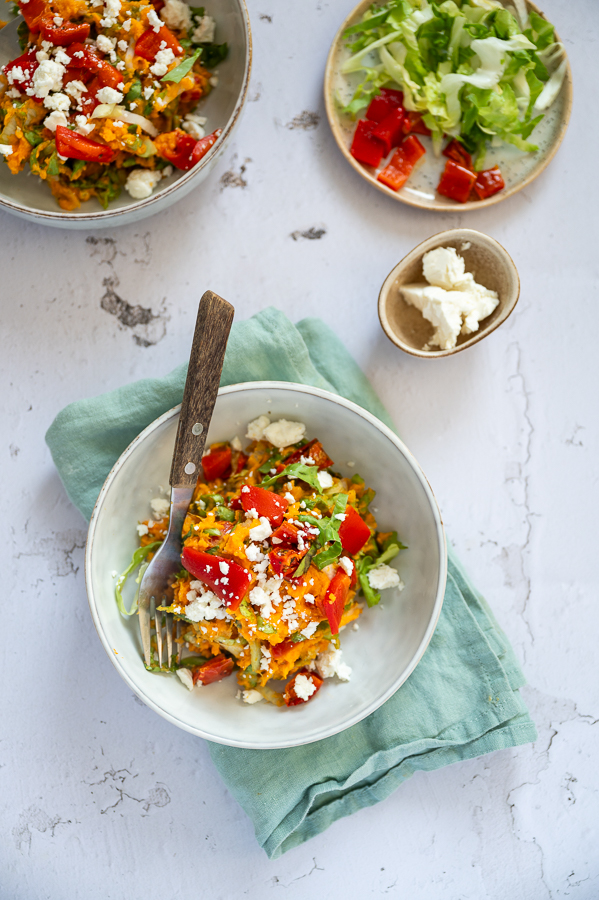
(185, 587, 227, 621)
(150, 47, 175, 76)
(251, 516, 272, 542)
(209, 74, 218, 87)
(181, 113, 205, 140)
(219, 561, 229, 575)
(65, 79, 87, 101)
(246, 414, 270, 441)
(262, 419, 306, 448)
(32, 59, 65, 98)
(317, 470, 333, 489)
(75, 115, 95, 135)
(96, 34, 116, 53)
(96, 85, 123, 104)
(43, 110, 68, 131)
(249, 580, 281, 618)
(136, 523, 149, 536)
(293, 673, 317, 701)
(304, 593, 315, 604)
(245, 543, 264, 563)
(300, 621, 318, 639)
(124, 168, 163, 199)
(35, 50, 50, 62)
(160, 0, 192, 30)
(102, 0, 121, 24)
(315, 646, 352, 681)
(176, 668, 194, 690)
(367, 564, 404, 591)
(338, 556, 353, 578)
(192, 13, 215, 43)
(122, 16, 131, 30)
(150, 497, 169, 519)
(117, 39, 128, 52)
(231, 435, 242, 451)
(53, 15, 63, 25)
(242, 689, 263, 704)
(6, 65, 26, 84)
(0, 144, 14, 156)
(147, 7, 162, 31)
(43, 91, 70, 111)
(143, 85, 154, 100)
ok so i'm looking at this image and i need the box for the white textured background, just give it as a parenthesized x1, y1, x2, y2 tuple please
(1, 0, 598, 897)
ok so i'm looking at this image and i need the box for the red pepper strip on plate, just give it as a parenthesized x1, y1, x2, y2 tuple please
(377, 134, 425, 191)
(284, 439, 333, 470)
(18, 0, 48, 31)
(202, 445, 232, 481)
(134, 25, 183, 61)
(473, 166, 505, 200)
(39, 16, 90, 44)
(284, 670, 323, 706)
(192, 654, 234, 685)
(338, 505, 371, 556)
(437, 159, 477, 203)
(350, 119, 385, 168)
(320, 568, 351, 635)
(373, 105, 405, 156)
(3, 49, 39, 93)
(156, 128, 221, 171)
(268, 547, 305, 578)
(240, 485, 288, 526)
(402, 111, 431, 136)
(442, 138, 472, 170)
(181, 547, 251, 610)
(271, 522, 299, 547)
(365, 87, 403, 123)
(55, 126, 116, 163)
(271, 638, 294, 659)
(67, 43, 124, 86)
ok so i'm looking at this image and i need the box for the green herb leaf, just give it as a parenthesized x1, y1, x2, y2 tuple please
(197, 42, 228, 68)
(125, 78, 142, 103)
(115, 540, 162, 616)
(161, 48, 202, 83)
(260, 462, 323, 494)
(24, 129, 44, 148)
(215, 505, 235, 522)
(178, 655, 208, 668)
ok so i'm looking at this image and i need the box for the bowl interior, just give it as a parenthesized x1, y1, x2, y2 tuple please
(324, 0, 572, 211)
(0, 0, 249, 219)
(86, 383, 446, 748)
(379, 229, 520, 357)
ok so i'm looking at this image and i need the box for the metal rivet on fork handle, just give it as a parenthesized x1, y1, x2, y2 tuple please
(192, 422, 203, 435)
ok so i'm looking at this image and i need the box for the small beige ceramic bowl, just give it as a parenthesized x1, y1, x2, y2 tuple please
(378, 229, 520, 359)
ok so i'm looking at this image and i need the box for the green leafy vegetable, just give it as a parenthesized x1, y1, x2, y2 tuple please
(115, 541, 162, 616)
(162, 48, 202, 83)
(260, 462, 324, 495)
(196, 42, 228, 68)
(178, 655, 208, 668)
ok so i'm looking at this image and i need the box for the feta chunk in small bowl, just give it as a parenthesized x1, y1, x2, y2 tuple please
(378, 229, 520, 359)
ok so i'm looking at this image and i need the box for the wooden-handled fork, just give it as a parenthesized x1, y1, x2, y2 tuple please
(138, 291, 234, 668)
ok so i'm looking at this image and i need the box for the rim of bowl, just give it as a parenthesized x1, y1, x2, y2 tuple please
(378, 228, 521, 358)
(323, 0, 573, 212)
(85, 380, 448, 748)
(0, 0, 252, 225)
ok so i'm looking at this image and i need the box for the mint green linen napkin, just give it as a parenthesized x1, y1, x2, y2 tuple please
(46, 307, 537, 859)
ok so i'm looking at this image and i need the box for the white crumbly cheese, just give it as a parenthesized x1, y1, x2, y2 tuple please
(192, 14, 215, 43)
(143, 85, 154, 100)
(367, 564, 404, 591)
(304, 593, 315, 605)
(176, 668, 194, 690)
(150, 497, 169, 519)
(147, 7, 162, 30)
(43, 110, 68, 131)
(231, 435, 242, 451)
(245, 542, 265, 563)
(401, 247, 499, 351)
(96, 34, 116, 53)
(100, 0, 121, 25)
(182, 113, 206, 140)
(262, 419, 306, 448)
(338, 556, 354, 578)
(75, 115, 95, 135)
(150, 47, 175, 76)
(65, 79, 87, 101)
(43, 91, 70, 111)
(249, 582, 277, 618)
(161, 0, 192, 30)
(32, 59, 65, 97)
(315, 646, 352, 682)
(53, 48, 71, 66)
(242, 689, 263, 704)
(293, 673, 317, 702)
(185, 586, 227, 621)
(250, 516, 272, 542)
(317, 470, 333, 489)
(125, 168, 163, 199)
(300, 621, 318, 639)
(246, 415, 270, 441)
(0, 144, 14, 156)
(136, 523, 149, 536)
(96, 85, 123, 104)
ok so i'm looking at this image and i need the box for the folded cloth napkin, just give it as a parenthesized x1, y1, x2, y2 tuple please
(46, 307, 537, 859)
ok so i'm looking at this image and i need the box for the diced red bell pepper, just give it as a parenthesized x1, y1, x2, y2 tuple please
(134, 25, 183, 61)
(18, 0, 48, 31)
(402, 111, 431, 136)
(181, 547, 252, 610)
(338, 505, 371, 556)
(443, 138, 472, 170)
(55, 126, 116, 163)
(191, 654, 234, 685)
(284, 669, 323, 706)
(156, 128, 221, 171)
(271, 522, 299, 547)
(473, 165, 505, 200)
(350, 119, 385, 168)
(437, 159, 477, 203)
(240, 485, 288, 526)
(189, 129, 221, 166)
(318, 568, 351, 635)
(377, 134, 426, 191)
(271, 638, 294, 659)
(67, 43, 124, 87)
(202, 446, 232, 482)
(283, 439, 333, 470)
(365, 88, 403, 123)
(234, 451, 248, 474)
(3, 49, 39, 94)
(39, 16, 90, 45)
(269, 547, 304, 578)
(373, 106, 405, 156)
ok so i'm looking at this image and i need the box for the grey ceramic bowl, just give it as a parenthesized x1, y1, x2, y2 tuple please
(378, 229, 520, 358)
(0, 0, 251, 229)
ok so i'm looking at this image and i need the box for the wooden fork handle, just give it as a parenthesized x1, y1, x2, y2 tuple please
(169, 290, 234, 487)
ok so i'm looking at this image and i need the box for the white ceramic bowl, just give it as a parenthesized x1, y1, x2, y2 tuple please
(85, 382, 447, 748)
(0, 0, 251, 229)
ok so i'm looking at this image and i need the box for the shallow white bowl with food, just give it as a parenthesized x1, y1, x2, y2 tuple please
(85, 382, 447, 748)
(0, 0, 251, 229)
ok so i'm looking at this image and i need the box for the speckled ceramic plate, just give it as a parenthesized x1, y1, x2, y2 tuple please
(324, 0, 572, 211)
(85, 382, 447, 749)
